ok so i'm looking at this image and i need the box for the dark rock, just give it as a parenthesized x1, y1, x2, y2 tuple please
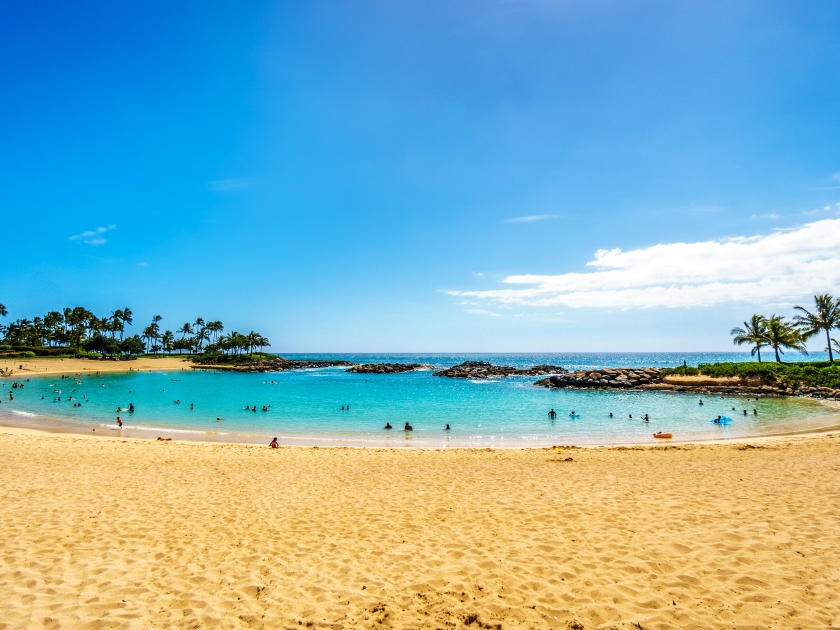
(433, 361, 566, 379)
(346, 363, 432, 374)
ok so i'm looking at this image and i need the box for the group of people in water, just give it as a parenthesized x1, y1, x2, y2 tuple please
(382, 422, 451, 431)
(244, 404, 270, 412)
(549, 408, 651, 421)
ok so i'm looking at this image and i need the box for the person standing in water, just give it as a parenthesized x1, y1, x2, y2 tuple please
(548, 409, 557, 419)
(117, 417, 122, 428)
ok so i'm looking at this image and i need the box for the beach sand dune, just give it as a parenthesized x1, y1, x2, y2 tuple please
(1, 432, 839, 629)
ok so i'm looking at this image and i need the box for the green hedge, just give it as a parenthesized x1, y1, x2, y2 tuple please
(660, 361, 840, 389)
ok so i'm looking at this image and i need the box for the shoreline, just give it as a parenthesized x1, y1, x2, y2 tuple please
(3, 409, 839, 449)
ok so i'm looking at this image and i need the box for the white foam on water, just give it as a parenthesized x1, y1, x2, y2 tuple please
(10, 410, 39, 418)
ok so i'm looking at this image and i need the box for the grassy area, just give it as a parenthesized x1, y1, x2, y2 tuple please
(660, 361, 840, 389)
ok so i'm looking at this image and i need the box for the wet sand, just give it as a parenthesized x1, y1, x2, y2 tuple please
(1, 430, 839, 628)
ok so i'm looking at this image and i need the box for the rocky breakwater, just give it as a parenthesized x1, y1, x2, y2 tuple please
(191, 357, 357, 373)
(433, 361, 566, 379)
(346, 363, 433, 374)
(535, 367, 662, 389)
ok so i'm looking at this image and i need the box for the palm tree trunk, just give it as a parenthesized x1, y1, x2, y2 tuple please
(774, 345, 781, 362)
(827, 327, 834, 363)
(756, 344, 761, 362)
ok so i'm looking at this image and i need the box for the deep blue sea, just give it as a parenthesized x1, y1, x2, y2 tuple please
(2, 353, 838, 446)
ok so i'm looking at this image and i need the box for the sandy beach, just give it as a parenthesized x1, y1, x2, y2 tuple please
(0, 356, 192, 377)
(1, 430, 839, 629)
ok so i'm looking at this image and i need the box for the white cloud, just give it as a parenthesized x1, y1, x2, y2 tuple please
(450, 217, 840, 309)
(208, 178, 252, 191)
(69, 224, 116, 245)
(465, 309, 502, 317)
(502, 214, 558, 223)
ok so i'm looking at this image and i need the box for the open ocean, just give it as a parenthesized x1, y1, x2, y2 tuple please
(2, 352, 838, 446)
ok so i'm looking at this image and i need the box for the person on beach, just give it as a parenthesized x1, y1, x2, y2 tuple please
(117, 417, 122, 428)
(384, 423, 392, 429)
(548, 409, 557, 419)
(269, 437, 279, 448)
(404, 422, 413, 431)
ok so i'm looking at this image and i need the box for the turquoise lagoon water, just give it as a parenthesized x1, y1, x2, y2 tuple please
(1, 353, 838, 446)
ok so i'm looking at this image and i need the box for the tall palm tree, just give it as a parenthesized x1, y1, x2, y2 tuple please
(764, 314, 807, 363)
(178, 322, 193, 340)
(0, 303, 7, 317)
(731, 314, 768, 362)
(794, 294, 840, 363)
(121, 307, 133, 340)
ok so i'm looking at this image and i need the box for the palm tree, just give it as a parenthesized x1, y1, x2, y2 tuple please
(731, 314, 768, 362)
(121, 307, 133, 341)
(0, 303, 7, 317)
(178, 322, 193, 340)
(794, 294, 840, 363)
(161, 330, 174, 354)
(207, 320, 223, 344)
(764, 314, 807, 363)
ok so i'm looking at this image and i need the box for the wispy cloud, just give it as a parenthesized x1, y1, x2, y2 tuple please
(450, 217, 840, 309)
(208, 178, 252, 192)
(502, 214, 558, 224)
(751, 213, 780, 220)
(465, 309, 502, 317)
(69, 224, 116, 246)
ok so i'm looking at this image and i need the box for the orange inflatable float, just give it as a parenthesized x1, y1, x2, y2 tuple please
(653, 432, 672, 439)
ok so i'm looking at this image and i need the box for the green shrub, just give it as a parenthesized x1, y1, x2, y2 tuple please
(661, 361, 840, 389)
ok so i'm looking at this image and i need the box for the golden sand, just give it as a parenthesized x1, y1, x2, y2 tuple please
(0, 356, 191, 377)
(1, 431, 839, 629)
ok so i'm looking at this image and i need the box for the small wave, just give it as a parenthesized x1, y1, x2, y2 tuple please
(10, 410, 39, 418)
(107, 424, 230, 436)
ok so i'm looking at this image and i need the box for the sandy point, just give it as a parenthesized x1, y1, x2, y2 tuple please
(0, 355, 192, 377)
(1, 431, 839, 628)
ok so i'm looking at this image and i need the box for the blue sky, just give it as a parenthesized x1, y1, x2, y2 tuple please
(2, 1, 840, 352)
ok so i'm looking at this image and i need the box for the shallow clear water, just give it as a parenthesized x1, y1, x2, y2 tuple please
(2, 353, 838, 446)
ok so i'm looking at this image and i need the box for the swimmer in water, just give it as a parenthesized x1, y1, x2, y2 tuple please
(404, 422, 413, 431)
(628, 414, 632, 419)
(445, 424, 451, 431)
(699, 399, 703, 405)
(548, 408, 557, 419)
(644, 414, 649, 422)
(743, 409, 748, 415)
(609, 412, 613, 418)
(384, 423, 392, 430)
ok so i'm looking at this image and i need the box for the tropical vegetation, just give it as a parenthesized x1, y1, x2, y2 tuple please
(730, 294, 840, 363)
(0, 304, 269, 361)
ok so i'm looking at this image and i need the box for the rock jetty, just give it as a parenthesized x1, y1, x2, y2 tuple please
(535, 368, 840, 399)
(535, 367, 662, 389)
(433, 361, 566, 379)
(346, 363, 432, 374)
(192, 357, 357, 373)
